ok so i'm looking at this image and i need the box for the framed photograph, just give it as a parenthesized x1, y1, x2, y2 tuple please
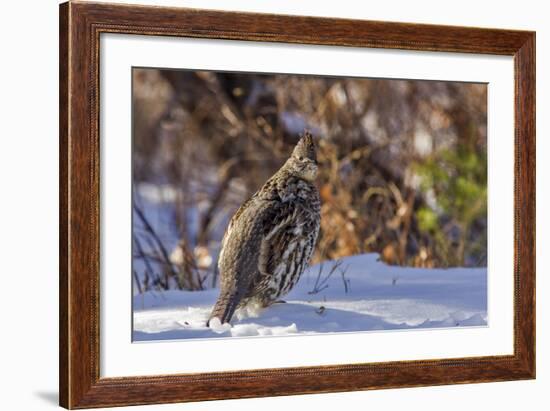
(59, 1, 535, 408)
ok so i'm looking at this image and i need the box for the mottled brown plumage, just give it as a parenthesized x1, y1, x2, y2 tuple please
(208, 131, 321, 325)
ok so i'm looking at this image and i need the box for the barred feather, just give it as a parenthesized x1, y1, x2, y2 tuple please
(208, 132, 320, 325)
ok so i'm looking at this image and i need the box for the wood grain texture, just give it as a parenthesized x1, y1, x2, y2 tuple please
(59, 1, 536, 408)
(514, 33, 536, 374)
(59, 2, 69, 407)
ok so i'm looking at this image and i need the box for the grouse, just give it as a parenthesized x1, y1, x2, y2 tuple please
(208, 131, 321, 325)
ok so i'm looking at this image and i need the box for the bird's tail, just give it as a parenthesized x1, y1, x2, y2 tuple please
(207, 291, 241, 326)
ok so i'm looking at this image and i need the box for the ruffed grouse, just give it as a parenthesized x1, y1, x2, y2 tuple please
(208, 131, 321, 325)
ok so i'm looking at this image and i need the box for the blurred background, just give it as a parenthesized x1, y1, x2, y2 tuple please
(132, 68, 487, 293)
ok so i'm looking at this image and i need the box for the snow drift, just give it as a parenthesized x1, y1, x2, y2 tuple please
(133, 253, 487, 341)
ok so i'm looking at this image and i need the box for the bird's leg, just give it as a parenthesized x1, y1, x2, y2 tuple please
(208, 289, 243, 326)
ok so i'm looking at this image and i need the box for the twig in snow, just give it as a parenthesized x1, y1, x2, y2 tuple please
(308, 259, 344, 295)
(339, 264, 351, 293)
(133, 203, 180, 282)
(132, 269, 143, 294)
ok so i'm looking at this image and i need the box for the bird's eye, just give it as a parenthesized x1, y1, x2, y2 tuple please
(298, 156, 304, 161)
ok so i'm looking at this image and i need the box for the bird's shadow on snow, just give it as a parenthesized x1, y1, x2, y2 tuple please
(244, 302, 410, 333)
(133, 302, 410, 342)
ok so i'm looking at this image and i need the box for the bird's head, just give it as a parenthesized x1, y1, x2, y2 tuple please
(285, 130, 318, 182)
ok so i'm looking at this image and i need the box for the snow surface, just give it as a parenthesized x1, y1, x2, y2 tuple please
(133, 253, 487, 341)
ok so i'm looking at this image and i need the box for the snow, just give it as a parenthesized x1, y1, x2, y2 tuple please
(207, 317, 232, 334)
(133, 253, 487, 341)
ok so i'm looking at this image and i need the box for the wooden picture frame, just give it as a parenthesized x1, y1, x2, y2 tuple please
(59, 1, 535, 408)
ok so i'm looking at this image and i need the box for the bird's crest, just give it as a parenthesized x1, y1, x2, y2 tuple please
(292, 130, 317, 162)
